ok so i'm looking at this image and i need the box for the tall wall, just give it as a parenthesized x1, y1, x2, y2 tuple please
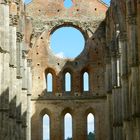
(105, 0, 140, 140)
(26, 0, 110, 140)
(0, 0, 32, 140)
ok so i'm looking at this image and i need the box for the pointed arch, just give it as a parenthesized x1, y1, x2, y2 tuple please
(63, 68, 73, 93)
(85, 108, 96, 140)
(45, 68, 56, 93)
(40, 108, 51, 140)
(43, 114, 50, 140)
(61, 108, 73, 140)
(81, 67, 90, 93)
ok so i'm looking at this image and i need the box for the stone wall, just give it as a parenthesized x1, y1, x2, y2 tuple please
(105, 0, 140, 140)
(26, 0, 109, 140)
(0, 0, 32, 140)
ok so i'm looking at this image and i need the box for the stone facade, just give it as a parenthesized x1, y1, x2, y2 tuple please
(0, 0, 140, 140)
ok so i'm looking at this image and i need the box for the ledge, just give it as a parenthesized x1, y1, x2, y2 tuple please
(31, 94, 107, 101)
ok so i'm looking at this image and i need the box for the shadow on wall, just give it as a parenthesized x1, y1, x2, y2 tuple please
(0, 88, 28, 139)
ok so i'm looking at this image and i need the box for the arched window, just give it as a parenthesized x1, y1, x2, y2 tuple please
(46, 73, 53, 92)
(64, 0, 73, 9)
(65, 72, 71, 92)
(87, 113, 95, 140)
(83, 72, 89, 91)
(117, 59, 121, 87)
(64, 113, 72, 140)
(43, 114, 50, 140)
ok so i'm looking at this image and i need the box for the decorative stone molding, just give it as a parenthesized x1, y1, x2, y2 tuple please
(9, 14, 19, 26)
(16, 32, 23, 42)
(32, 17, 102, 34)
(0, 0, 11, 4)
(127, 15, 137, 25)
(27, 59, 32, 67)
(22, 50, 28, 59)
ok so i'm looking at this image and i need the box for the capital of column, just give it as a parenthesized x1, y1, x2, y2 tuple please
(0, 0, 11, 4)
(9, 14, 19, 26)
(27, 59, 32, 67)
(13, 0, 20, 5)
(127, 15, 137, 25)
(16, 32, 23, 42)
(22, 50, 28, 59)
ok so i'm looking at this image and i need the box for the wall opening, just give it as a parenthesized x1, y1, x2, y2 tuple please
(24, 0, 32, 4)
(64, 113, 72, 140)
(46, 73, 53, 92)
(43, 114, 50, 140)
(83, 72, 89, 92)
(50, 27, 85, 59)
(65, 72, 71, 92)
(87, 113, 95, 140)
(64, 0, 73, 9)
(117, 58, 121, 87)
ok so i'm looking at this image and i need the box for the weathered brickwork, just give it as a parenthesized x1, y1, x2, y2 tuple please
(0, 0, 140, 140)
(26, 0, 108, 140)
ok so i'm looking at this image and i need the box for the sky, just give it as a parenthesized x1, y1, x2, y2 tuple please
(23, 0, 110, 139)
(50, 27, 85, 59)
(24, 0, 110, 5)
(43, 113, 94, 140)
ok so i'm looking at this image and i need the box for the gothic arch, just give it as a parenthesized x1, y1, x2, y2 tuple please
(80, 67, 90, 92)
(39, 108, 52, 140)
(62, 68, 74, 93)
(49, 23, 88, 40)
(61, 108, 74, 140)
(45, 68, 56, 93)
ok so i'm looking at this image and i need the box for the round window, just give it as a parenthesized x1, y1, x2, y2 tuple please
(50, 27, 85, 59)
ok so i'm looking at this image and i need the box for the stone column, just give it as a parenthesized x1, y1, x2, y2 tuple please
(21, 54, 28, 140)
(119, 32, 133, 140)
(9, 8, 18, 140)
(119, 33, 130, 120)
(112, 88, 123, 140)
(26, 60, 32, 140)
(105, 46, 113, 140)
(127, 14, 140, 140)
(15, 31, 23, 140)
(0, 2, 10, 140)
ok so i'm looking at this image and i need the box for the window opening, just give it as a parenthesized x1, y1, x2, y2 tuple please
(65, 72, 71, 92)
(46, 73, 53, 92)
(117, 58, 121, 87)
(50, 27, 85, 59)
(43, 114, 50, 140)
(83, 72, 89, 91)
(87, 113, 95, 140)
(64, 113, 72, 140)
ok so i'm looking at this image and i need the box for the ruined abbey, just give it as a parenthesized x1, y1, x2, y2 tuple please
(0, 0, 140, 140)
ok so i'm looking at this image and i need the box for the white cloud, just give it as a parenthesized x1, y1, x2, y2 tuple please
(55, 52, 65, 58)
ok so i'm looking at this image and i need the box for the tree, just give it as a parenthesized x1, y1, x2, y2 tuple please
(66, 137, 72, 140)
(66, 132, 95, 140)
(88, 132, 95, 140)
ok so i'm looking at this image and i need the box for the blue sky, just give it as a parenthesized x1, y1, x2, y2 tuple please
(24, 0, 110, 5)
(50, 27, 85, 59)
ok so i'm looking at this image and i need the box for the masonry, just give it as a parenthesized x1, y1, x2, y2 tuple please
(0, 0, 140, 140)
